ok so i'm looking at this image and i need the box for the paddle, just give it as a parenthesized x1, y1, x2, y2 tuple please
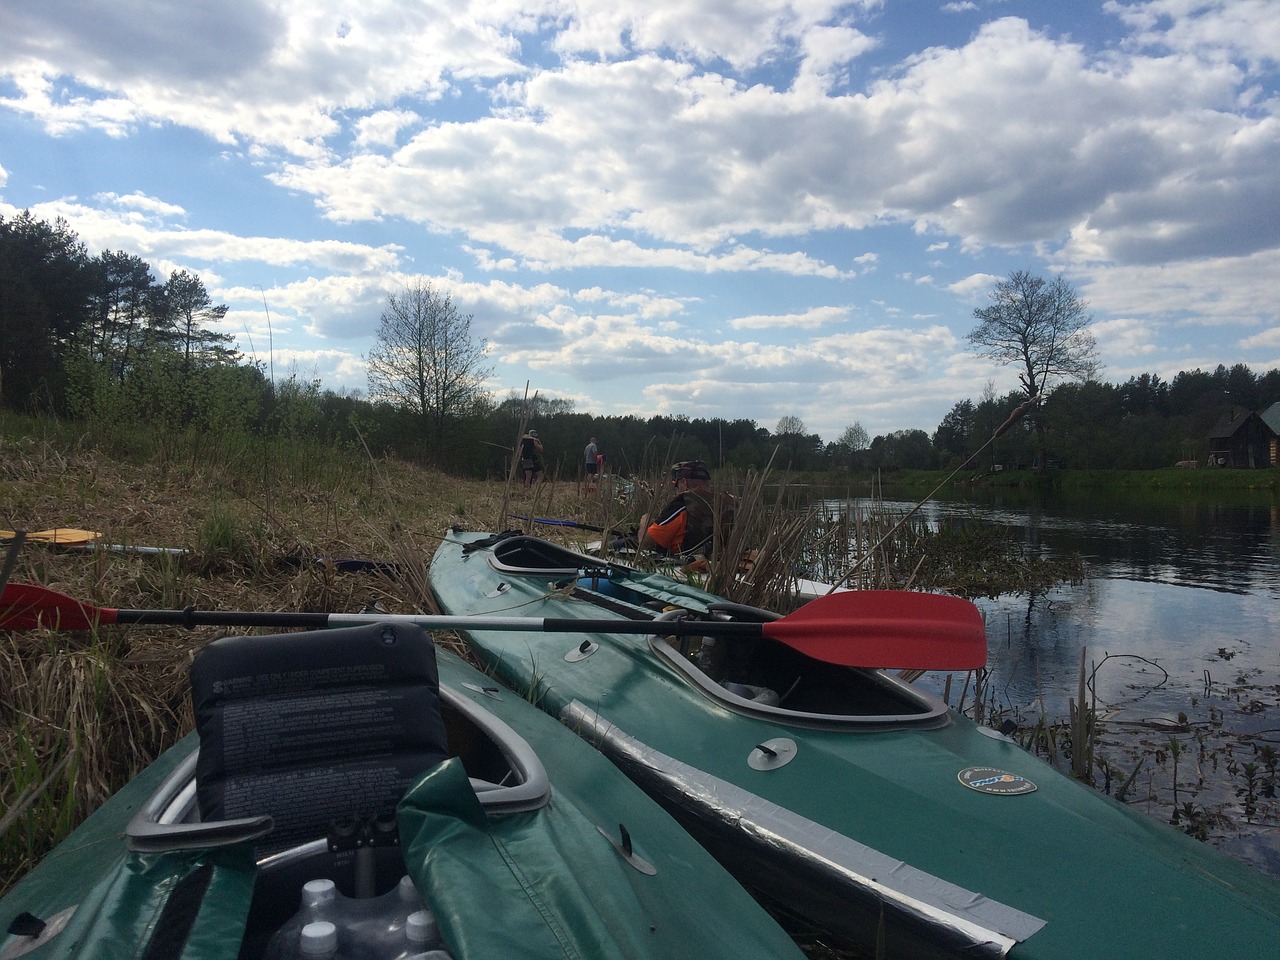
(0, 582, 987, 670)
(1, 528, 187, 555)
(1, 528, 102, 545)
(512, 515, 611, 534)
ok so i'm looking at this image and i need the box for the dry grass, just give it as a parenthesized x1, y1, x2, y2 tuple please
(0, 423, 865, 894)
(4, 423, 851, 890)
(0, 426, 509, 892)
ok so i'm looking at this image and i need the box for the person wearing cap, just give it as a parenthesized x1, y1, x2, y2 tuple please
(518, 429, 544, 487)
(637, 460, 728, 557)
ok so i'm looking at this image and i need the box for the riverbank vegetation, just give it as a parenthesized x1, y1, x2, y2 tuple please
(4, 411, 1275, 908)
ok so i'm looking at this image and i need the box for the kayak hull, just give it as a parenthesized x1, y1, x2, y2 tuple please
(430, 530, 1280, 960)
(0, 631, 804, 960)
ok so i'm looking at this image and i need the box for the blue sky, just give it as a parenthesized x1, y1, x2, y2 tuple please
(2, 1, 1277, 442)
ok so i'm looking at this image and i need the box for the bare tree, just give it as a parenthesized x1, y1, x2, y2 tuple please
(775, 415, 805, 436)
(833, 422, 869, 468)
(967, 271, 1099, 471)
(837, 421, 869, 452)
(366, 279, 493, 450)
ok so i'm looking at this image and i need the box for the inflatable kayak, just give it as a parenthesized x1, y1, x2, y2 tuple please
(429, 530, 1280, 959)
(0, 622, 804, 960)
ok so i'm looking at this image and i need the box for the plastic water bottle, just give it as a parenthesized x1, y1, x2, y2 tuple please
(303, 880, 338, 916)
(267, 874, 439, 960)
(265, 880, 339, 960)
(397, 875, 425, 914)
(381, 910, 443, 959)
(299, 921, 341, 959)
(342, 876, 439, 960)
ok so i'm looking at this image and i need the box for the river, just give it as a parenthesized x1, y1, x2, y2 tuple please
(828, 488, 1280, 874)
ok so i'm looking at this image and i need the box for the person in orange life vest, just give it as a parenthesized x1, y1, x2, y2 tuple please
(637, 460, 730, 558)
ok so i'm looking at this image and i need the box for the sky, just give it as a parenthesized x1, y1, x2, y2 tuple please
(1, 1, 1277, 444)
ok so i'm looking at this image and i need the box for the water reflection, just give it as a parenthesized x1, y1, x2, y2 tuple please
(827, 492, 1280, 723)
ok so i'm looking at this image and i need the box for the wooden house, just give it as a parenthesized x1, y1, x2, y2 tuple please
(1209, 403, 1280, 467)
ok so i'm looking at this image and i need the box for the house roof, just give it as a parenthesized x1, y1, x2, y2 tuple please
(1209, 409, 1257, 440)
(1261, 401, 1280, 436)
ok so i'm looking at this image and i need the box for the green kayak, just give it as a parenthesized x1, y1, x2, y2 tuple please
(0, 622, 804, 960)
(429, 530, 1280, 960)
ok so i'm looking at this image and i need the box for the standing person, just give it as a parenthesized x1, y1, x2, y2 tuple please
(518, 429, 544, 488)
(583, 437, 599, 490)
(637, 460, 732, 558)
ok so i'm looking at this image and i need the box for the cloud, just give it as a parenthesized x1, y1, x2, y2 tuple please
(93, 192, 187, 219)
(0, 1, 525, 150)
(1077, 249, 1280, 329)
(946, 273, 1002, 299)
(1240, 326, 1280, 351)
(1106, 0, 1280, 71)
(2, 196, 405, 275)
(354, 110, 420, 150)
(547, 0, 867, 70)
(730, 305, 851, 330)
(11, 4, 1275, 281)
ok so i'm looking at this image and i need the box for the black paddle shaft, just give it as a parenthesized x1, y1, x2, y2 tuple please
(111, 607, 763, 638)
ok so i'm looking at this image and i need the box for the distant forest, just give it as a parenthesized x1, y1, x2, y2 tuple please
(3, 210, 1278, 478)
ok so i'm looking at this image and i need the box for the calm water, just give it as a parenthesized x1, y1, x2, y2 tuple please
(833, 491, 1280, 728)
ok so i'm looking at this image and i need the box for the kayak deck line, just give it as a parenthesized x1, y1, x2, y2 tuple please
(561, 700, 1043, 957)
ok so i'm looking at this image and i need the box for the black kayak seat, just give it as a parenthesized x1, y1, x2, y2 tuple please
(189, 623, 451, 855)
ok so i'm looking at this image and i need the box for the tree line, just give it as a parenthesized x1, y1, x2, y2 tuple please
(3, 211, 1276, 477)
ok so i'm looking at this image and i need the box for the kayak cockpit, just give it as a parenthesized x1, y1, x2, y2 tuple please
(481, 532, 620, 577)
(125, 624, 550, 960)
(644, 602, 951, 730)
(469, 532, 950, 729)
(127, 685, 551, 853)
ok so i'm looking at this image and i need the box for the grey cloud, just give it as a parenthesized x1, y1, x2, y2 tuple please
(2, 0, 282, 82)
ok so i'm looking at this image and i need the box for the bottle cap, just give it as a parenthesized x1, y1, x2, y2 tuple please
(302, 879, 337, 908)
(406, 910, 437, 945)
(300, 921, 337, 957)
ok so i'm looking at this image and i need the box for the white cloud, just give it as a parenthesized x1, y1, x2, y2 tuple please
(1107, 0, 1280, 71)
(946, 273, 1003, 299)
(730, 305, 850, 330)
(546, 0, 865, 70)
(354, 110, 420, 150)
(1240, 327, 1280, 351)
(1077, 250, 1280, 329)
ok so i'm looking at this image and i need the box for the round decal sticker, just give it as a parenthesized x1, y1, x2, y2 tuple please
(958, 766, 1037, 795)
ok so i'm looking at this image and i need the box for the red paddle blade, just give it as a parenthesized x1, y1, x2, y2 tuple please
(765, 589, 987, 670)
(0, 582, 114, 631)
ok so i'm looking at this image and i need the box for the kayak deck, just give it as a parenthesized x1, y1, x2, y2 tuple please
(430, 529, 1280, 960)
